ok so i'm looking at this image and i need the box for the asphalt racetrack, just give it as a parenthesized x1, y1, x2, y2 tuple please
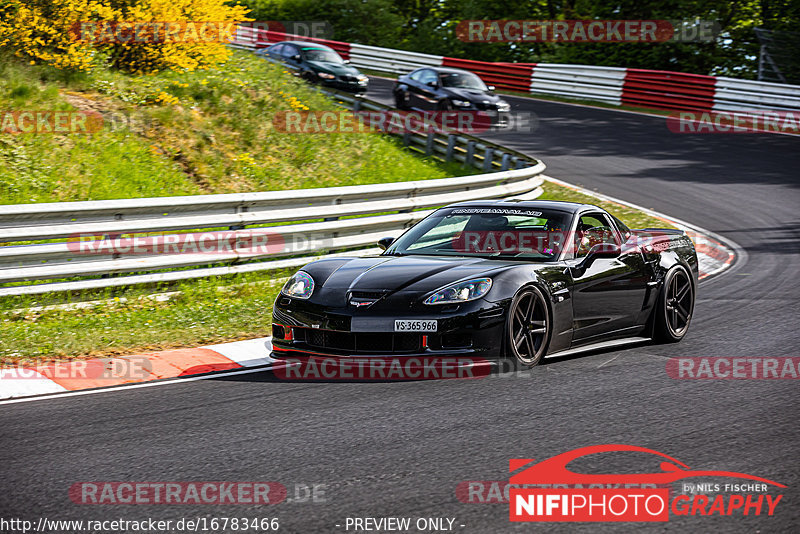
(1, 76, 799, 533)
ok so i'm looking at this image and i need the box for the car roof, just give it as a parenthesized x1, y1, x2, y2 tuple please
(445, 199, 598, 215)
(411, 67, 478, 76)
(272, 41, 335, 51)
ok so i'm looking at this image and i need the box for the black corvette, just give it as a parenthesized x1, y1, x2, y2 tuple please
(271, 200, 697, 368)
(393, 67, 510, 125)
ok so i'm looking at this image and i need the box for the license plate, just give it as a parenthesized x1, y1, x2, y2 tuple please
(394, 319, 437, 332)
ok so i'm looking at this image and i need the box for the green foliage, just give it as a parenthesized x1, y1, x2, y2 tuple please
(238, 0, 800, 79)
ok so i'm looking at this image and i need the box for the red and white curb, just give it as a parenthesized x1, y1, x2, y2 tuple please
(0, 180, 736, 401)
(0, 338, 275, 401)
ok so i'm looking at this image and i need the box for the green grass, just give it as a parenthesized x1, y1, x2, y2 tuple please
(0, 51, 467, 205)
(0, 269, 292, 364)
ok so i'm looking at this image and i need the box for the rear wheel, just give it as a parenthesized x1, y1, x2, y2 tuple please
(505, 286, 550, 368)
(653, 265, 694, 342)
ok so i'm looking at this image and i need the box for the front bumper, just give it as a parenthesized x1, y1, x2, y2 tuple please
(271, 296, 506, 360)
(321, 79, 369, 93)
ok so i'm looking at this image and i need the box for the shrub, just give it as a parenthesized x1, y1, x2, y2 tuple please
(0, 0, 251, 73)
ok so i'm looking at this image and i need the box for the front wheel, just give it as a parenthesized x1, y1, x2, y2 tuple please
(394, 90, 410, 110)
(505, 286, 551, 369)
(653, 265, 695, 342)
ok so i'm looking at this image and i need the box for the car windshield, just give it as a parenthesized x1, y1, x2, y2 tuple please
(440, 72, 488, 91)
(385, 207, 571, 261)
(302, 48, 343, 63)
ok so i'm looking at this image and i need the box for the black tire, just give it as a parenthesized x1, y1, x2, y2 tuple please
(394, 91, 410, 110)
(437, 100, 453, 111)
(504, 286, 551, 369)
(653, 264, 695, 343)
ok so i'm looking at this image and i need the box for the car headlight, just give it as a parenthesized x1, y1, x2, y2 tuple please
(281, 271, 315, 299)
(357, 74, 369, 83)
(451, 99, 472, 108)
(423, 278, 492, 305)
(497, 100, 510, 112)
(317, 72, 336, 80)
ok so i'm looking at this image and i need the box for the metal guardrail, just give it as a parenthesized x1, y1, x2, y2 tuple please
(232, 25, 800, 113)
(0, 130, 544, 297)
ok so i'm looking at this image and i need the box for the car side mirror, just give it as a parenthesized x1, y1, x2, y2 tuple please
(487, 85, 496, 92)
(571, 243, 620, 276)
(292, 54, 301, 62)
(343, 59, 351, 64)
(426, 81, 439, 88)
(377, 237, 395, 250)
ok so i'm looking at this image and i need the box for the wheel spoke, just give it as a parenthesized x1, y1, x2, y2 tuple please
(530, 328, 547, 335)
(526, 295, 536, 321)
(676, 282, 690, 301)
(525, 333, 536, 357)
(676, 304, 689, 322)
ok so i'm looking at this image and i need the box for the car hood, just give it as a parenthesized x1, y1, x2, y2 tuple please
(306, 61, 361, 76)
(304, 255, 514, 296)
(443, 87, 501, 103)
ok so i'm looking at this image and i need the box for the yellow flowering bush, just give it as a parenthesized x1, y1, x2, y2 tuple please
(0, 0, 251, 73)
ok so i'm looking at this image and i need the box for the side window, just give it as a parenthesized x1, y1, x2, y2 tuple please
(418, 69, 438, 85)
(281, 45, 298, 59)
(574, 213, 618, 258)
(612, 215, 632, 240)
(409, 69, 422, 81)
(268, 44, 284, 57)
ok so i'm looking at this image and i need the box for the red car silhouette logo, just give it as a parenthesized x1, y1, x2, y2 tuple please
(510, 444, 785, 487)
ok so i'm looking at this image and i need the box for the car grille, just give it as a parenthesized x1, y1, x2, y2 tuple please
(293, 328, 421, 353)
(339, 75, 359, 83)
(349, 290, 388, 307)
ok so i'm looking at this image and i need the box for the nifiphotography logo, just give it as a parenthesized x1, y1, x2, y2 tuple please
(509, 444, 785, 522)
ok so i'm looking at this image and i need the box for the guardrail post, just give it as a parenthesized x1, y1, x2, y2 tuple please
(425, 130, 436, 156)
(464, 141, 475, 168)
(402, 132, 411, 146)
(483, 147, 494, 172)
(445, 134, 456, 162)
(501, 153, 511, 171)
(353, 99, 361, 112)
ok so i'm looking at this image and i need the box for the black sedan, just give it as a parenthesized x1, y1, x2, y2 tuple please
(271, 200, 697, 369)
(258, 40, 369, 94)
(393, 67, 511, 124)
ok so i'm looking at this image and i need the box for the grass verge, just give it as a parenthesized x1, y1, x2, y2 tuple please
(0, 51, 468, 205)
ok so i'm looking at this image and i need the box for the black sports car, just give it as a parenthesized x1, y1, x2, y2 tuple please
(271, 200, 697, 369)
(257, 40, 369, 94)
(392, 67, 511, 125)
